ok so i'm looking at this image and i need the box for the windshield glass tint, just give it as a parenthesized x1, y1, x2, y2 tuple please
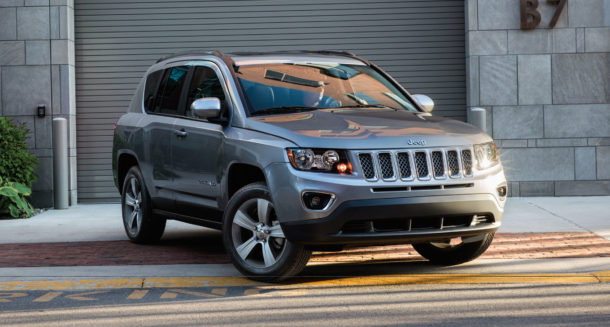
(235, 63, 418, 115)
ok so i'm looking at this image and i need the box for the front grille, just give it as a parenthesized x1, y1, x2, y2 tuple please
(462, 150, 473, 176)
(378, 153, 394, 179)
(357, 147, 474, 182)
(431, 151, 444, 177)
(447, 151, 460, 176)
(396, 152, 412, 179)
(415, 152, 429, 178)
(359, 153, 375, 179)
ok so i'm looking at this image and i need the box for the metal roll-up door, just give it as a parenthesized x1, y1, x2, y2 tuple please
(75, 0, 466, 203)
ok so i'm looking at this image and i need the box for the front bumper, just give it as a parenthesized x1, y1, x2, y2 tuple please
(265, 162, 506, 246)
(280, 194, 501, 245)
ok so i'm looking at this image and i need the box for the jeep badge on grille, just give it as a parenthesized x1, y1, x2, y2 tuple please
(407, 138, 426, 146)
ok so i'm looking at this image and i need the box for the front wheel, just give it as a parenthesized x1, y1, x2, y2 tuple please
(222, 182, 311, 282)
(412, 232, 495, 265)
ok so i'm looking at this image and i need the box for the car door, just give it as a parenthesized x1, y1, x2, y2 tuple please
(142, 65, 190, 211)
(171, 63, 229, 218)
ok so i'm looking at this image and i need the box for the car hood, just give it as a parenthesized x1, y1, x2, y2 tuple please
(246, 108, 491, 149)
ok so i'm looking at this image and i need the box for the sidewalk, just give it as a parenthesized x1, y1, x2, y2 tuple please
(1, 197, 609, 243)
(0, 197, 609, 286)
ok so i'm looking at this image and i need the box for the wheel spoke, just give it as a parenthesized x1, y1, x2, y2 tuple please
(136, 210, 142, 231)
(130, 178, 138, 198)
(125, 193, 136, 207)
(257, 199, 271, 225)
(234, 210, 257, 231)
(268, 224, 285, 238)
(262, 242, 276, 266)
(236, 236, 258, 260)
(128, 210, 137, 229)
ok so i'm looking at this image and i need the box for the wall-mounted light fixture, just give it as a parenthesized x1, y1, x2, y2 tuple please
(37, 104, 46, 118)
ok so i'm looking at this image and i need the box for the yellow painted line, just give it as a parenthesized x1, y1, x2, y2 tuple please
(292, 274, 600, 286)
(0, 278, 143, 291)
(0, 272, 609, 292)
(32, 292, 63, 302)
(0, 292, 28, 303)
(160, 291, 177, 299)
(126, 289, 148, 300)
(170, 288, 226, 298)
(592, 270, 610, 282)
(143, 277, 264, 288)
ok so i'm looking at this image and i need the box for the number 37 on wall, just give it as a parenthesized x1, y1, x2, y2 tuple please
(521, 0, 567, 30)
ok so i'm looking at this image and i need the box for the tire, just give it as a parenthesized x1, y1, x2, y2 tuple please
(412, 232, 495, 266)
(121, 166, 166, 243)
(222, 182, 311, 282)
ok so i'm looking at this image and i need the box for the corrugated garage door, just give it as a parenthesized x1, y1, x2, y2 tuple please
(75, 0, 466, 203)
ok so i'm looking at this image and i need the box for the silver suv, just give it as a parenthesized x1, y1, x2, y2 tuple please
(112, 50, 507, 281)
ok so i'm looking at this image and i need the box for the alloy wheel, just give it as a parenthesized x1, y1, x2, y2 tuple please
(231, 198, 286, 269)
(123, 176, 143, 235)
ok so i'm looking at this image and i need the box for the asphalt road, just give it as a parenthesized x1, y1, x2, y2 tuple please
(2, 283, 610, 326)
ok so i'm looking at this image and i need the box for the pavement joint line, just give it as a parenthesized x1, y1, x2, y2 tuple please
(1, 271, 610, 291)
(526, 200, 594, 234)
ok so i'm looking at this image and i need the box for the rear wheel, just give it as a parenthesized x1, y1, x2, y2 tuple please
(222, 182, 311, 282)
(412, 232, 495, 265)
(121, 166, 166, 243)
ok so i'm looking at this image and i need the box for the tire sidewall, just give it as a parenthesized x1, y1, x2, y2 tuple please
(222, 183, 300, 278)
(413, 232, 495, 265)
(121, 166, 153, 241)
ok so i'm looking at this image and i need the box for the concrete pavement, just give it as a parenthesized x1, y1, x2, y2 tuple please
(1, 197, 608, 244)
(0, 197, 608, 289)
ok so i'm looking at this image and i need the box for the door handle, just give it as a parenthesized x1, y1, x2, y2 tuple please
(174, 129, 188, 137)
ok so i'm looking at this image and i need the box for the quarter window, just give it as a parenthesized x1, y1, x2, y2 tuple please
(143, 70, 163, 113)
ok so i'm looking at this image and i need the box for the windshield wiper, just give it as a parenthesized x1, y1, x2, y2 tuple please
(251, 106, 320, 116)
(335, 104, 399, 110)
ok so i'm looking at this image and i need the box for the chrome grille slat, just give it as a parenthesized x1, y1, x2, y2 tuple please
(358, 153, 375, 179)
(414, 152, 429, 178)
(396, 152, 412, 179)
(461, 149, 473, 176)
(431, 151, 444, 178)
(377, 153, 394, 179)
(447, 150, 460, 176)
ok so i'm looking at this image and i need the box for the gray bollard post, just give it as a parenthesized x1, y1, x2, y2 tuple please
(468, 107, 487, 134)
(53, 118, 69, 209)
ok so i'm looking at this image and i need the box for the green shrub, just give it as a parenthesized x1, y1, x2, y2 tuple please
(0, 117, 38, 218)
(0, 176, 34, 218)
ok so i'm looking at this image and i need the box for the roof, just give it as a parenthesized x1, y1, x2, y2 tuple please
(156, 50, 367, 66)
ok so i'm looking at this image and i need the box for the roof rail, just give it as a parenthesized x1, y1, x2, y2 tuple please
(155, 49, 227, 63)
(301, 50, 358, 57)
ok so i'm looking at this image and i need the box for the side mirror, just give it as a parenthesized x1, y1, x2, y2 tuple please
(191, 97, 221, 119)
(412, 94, 434, 113)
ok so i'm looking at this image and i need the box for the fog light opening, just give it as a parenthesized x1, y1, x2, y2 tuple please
(303, 192, 335, 210)
(497, 186, 507, 197)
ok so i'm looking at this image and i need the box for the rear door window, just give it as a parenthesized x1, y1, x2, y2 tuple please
(151, 66, 189, 115)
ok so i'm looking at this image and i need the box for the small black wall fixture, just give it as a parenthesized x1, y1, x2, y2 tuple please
(37, 104, 46, 118)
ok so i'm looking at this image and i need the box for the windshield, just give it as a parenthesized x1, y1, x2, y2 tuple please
(235, 62, 419, 116)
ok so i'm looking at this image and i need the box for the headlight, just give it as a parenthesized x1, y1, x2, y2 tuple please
(287, 148, 352, 174)
(474, 142, 499, 170)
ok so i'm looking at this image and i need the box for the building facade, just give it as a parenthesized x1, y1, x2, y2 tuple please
(0, 0, 608, 206)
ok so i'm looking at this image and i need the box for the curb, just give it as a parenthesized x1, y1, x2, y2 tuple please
(2, 271, 609, 291)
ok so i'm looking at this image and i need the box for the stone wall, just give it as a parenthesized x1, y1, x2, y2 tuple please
(0, 0, 76, 207)
(466, 0, 610, 196)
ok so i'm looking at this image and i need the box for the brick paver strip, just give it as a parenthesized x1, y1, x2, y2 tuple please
(0, 232, 608, 267)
